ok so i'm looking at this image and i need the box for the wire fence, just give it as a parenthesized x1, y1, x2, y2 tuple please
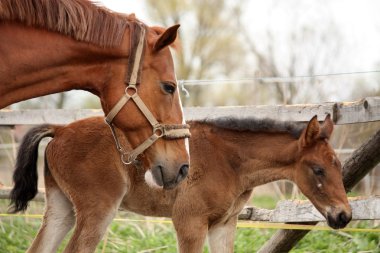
(177, 69, 380, 99)
(178, 70, 380, 86)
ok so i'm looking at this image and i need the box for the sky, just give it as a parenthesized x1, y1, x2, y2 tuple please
(251, 0, 380, 72)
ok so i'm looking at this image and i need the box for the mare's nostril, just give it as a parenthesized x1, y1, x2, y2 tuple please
(179, 164, 189, 178)
(151, 165, 164, 187)
(175, 164, 189, 183)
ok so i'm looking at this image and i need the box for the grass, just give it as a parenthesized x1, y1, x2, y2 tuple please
(0, 199, 379, 252)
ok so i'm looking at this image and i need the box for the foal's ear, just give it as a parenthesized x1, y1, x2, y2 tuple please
(320, 114, 334, 139)
(301, 115, 320, 147)
(153, 24, 180, 52)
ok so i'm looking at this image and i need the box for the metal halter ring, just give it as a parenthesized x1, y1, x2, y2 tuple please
(121, 152, 134, 165)
(153, 125, 165, 138)
(125, 85, 137, 96)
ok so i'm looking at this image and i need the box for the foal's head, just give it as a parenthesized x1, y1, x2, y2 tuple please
(103, 23, 189, 189)
(293, 115, 351, 229)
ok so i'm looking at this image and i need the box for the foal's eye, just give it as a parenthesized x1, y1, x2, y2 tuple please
(160, 82, 176, 94)
(312, 166, 325, 176)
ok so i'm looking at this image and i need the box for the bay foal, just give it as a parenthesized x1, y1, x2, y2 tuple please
(0, 0, 190, 187)
(11, 115, 351, 252)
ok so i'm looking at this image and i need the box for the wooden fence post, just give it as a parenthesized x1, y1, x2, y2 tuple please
(258, 129, 380, 253)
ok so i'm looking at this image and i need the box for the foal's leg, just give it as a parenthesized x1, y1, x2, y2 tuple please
(207, 217, 238, 253)
(27, 174, 75, 253)
(173, 216, 208, 253)
(62, 198, 122, 253)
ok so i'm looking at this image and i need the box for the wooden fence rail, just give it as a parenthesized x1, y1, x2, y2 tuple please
(239, 196, 380, 222)
(0, 97, 379, 125)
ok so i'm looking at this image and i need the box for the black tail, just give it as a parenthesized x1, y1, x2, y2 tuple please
(9, 124, 55, 213)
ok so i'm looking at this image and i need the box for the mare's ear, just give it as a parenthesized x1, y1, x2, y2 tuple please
(301, 115, 320, 147)
(153, 24, 180, 52)
(320, 114, 334, 139)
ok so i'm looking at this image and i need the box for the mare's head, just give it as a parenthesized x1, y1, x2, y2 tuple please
(103, 21, 189, 189)
(0, 1, 188, 188)
(293, 115, 351, 229)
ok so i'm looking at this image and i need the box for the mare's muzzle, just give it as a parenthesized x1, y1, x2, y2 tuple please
(151, 163, 189, 189)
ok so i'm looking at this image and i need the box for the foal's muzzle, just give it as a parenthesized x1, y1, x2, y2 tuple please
(326, 209, 352, 229)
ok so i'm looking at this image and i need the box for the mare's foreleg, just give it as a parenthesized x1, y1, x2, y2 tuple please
(27, 174, 75, 253)
(207, 217, 238, 253)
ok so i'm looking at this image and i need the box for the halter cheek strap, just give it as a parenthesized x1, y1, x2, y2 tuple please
(105, 22, 190, 165)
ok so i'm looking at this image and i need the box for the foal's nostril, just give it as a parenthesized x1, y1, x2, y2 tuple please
(338, 211, 351, 225)
(339, 212, 346, 223)
(327, 210, 351, 229)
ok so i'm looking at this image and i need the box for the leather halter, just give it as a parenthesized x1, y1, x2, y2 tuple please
(105, 22, 190, 165)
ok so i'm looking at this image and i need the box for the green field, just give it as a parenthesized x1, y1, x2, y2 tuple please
(0, 198, 379, 253)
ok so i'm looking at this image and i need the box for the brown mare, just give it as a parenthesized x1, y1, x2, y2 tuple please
(0, 0, 190, 189)
(10, 115, 352, 253)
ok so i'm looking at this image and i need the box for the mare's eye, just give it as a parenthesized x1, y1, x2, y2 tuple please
(312, 166, 325, 176)
(161, 82, 176, 94)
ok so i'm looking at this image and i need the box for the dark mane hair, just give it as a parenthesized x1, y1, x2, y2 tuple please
(0, 0, 136, 47)
(198, 117, 306, 139)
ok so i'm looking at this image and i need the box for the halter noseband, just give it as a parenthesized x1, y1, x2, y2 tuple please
(105, 22, 190, 165)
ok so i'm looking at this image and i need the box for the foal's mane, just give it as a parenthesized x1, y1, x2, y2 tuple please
(200, 117, 306, 139)
(0, 0, 136, 47)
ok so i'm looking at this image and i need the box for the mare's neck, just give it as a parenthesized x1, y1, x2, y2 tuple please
(0, 23, 129, 108)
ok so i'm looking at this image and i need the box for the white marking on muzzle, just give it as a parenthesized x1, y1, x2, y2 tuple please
(178, 88, 190, 156)
(144, 170, 163, 189)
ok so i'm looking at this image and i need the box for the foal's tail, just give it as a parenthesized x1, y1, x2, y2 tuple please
(9, 125, 56, 213)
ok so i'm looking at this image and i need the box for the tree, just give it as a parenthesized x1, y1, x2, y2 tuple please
(145, 0, 249, 106)
(239, 1, 344, 105)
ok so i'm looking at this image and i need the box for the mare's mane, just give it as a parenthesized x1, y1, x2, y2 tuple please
(0, 0, 135, 47)
(199, 117, 306, 139)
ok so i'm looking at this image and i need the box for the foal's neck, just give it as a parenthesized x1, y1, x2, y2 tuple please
(0, 23, 128, 108)
(215, 127, 299, 188)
